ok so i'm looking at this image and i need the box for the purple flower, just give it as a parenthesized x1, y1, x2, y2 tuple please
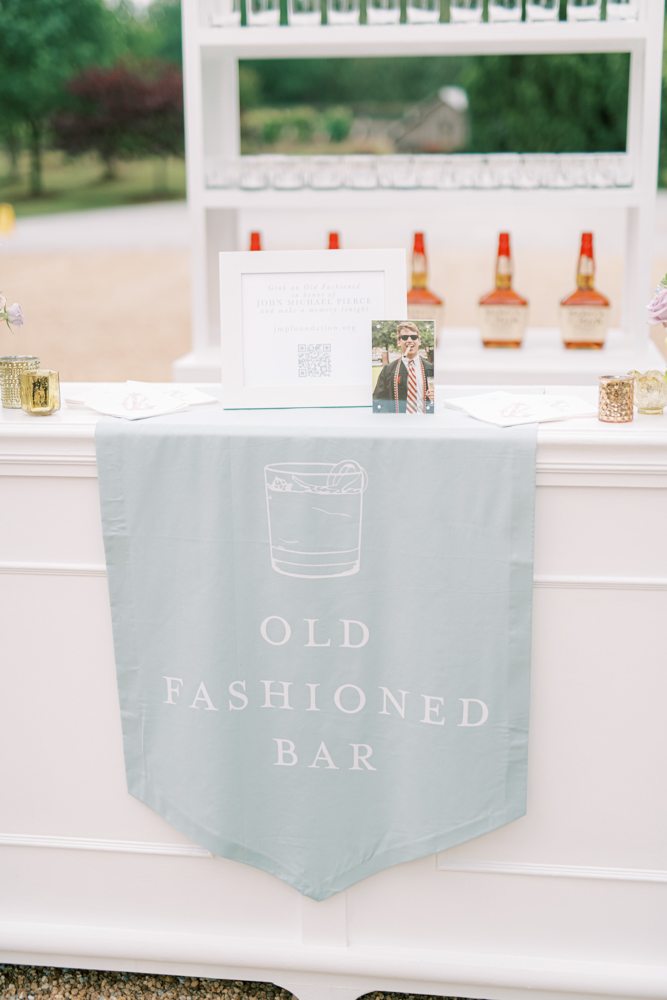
(5, 302, 24, 329)
(647, 287, 667, 325)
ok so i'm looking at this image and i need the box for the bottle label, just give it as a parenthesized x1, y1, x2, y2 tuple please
(578, 256, 594, 277)
(408, 303, 443, 324)
(560, 305, 609, 343)
(479, 304, 528, 343)
(497, 256, 512, 277)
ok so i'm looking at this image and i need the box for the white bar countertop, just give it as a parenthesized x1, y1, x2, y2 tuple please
(1, 383, 667, 488)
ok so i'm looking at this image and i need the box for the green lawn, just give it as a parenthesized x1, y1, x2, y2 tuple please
(0, 150, 186, 217)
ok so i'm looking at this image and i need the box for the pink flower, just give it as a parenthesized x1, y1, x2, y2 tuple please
(647, 287, 667, 325)
(5, 302, 24, 329)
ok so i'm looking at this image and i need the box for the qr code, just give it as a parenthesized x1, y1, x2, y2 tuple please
(297, 343, 332, 378)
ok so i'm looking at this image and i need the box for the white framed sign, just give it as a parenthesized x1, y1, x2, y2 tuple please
(219, 248, 407, 408)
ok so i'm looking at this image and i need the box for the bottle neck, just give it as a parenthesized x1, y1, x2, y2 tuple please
(577, 253, 595, 290)
(412, 250, 427, 289)
(495, 254, 512, 290)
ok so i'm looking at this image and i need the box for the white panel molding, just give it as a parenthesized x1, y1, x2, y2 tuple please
(537, 461, 667, 476)
(0, 561, 107, 577)
(436, 857, 667, 883)
(0, 453, 96, 467)
(0, 832, 213, 858)
(4, 562, 667, 592)
(533, 574, 667, 591)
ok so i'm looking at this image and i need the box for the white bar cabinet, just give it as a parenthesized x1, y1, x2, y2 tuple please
(1, 387, 666, 1000)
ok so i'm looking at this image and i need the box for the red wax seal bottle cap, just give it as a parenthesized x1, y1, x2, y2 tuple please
(413, 232, 425, 253)
(580, 232, 593, 257)
(498, 232, 510, 257)
(250, 232, 261, 251)
(328, 232, 339, 249)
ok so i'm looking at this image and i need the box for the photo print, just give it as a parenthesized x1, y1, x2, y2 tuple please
(372, 319, 435, 414)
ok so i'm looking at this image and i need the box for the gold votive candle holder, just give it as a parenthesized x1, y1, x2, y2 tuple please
(629, 369, 667, 415)
(19, 369, 60, 416)
(0, 355, 40, 408)
(598, 373, 635, 423)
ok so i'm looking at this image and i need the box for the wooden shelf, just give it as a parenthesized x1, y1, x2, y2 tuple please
(199, 20, 647, 58)
(437, 326, 665, 385)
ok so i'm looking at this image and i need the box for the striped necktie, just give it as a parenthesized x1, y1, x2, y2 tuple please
(406, 359, 418, 413)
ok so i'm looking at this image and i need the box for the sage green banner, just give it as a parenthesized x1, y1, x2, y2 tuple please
(97, 405, 536, 900)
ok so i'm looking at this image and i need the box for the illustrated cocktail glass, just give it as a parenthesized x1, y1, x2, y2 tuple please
(265, 461, 368, 578)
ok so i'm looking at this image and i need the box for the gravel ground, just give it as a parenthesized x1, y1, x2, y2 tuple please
(0, 967, 463, 1000)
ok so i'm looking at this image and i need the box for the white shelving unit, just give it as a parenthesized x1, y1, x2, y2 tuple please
(175, 3, 666, 382)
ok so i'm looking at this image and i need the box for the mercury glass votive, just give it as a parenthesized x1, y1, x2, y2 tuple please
(629, 370, 667, 415)
(598, 374, 634, 423)
(0, 355, 40, 408)
(19, 369, 60, 416)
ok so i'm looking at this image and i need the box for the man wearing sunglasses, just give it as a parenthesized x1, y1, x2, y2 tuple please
(373, 321, 434, 414)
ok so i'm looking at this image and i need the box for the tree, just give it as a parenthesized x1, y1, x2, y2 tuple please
(53, 62, 184, 189)
(0, 0, 115, 196)
(460, 53, 630, 154)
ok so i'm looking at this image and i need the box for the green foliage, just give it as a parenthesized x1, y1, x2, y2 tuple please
(372, 321, 398, 351)
(0, 0, 116, 194)
(241, 52, 630, 155)
(371, 320, 434, 351)
(241, 56, 466, 107)
(461, 53, 630, 153)
(239, 66, 263, 110)
(146, 0, 183, 66)
(324, 107, 353, 143)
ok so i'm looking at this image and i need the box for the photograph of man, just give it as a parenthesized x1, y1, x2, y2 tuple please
(373, 320, 434, 414)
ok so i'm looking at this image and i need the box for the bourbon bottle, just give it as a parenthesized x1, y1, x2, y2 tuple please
(479, 233, 528, 348)
(407, 233, 444, 343)
(249, 232, 262, 250)
(560, 233, 609, 349)
(328, 232, 340, 249)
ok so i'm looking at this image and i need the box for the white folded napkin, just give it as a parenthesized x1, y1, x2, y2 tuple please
(80, 385, 189, 420)
(126, 381, 218, 407)
(444, 391, 597, 427)
(64, 382, 219, 420)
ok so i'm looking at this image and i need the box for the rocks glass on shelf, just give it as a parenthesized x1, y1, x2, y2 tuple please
(326, 0, 360, 23)
(567, 0, 601, 19)
(526, 0, 559, 19)
(407, 0, 440, 23)
(289, 0, 322, 24)
(246, 0, 280, 26)
(449, 0, 483, 21)
(0, 355, 40, 408)
(598, 374, 634, 423)
(606, 0, 638, 18)
(209, 0, 241, 25)
(366, 0, 401, 23)
(489, 0, 522, 20)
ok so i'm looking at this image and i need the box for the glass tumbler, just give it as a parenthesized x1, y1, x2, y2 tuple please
(526, 0, 559, 19)
(0, 355, 40, 408)
(598, 374, 634, 423)
(20, 369, 61, 416)
(449, 0, 482, 21)
(246, 0, 280, 26)
(209, 0, 241, 25)
(366, 0, 401, 24)
(489, 0, 522, 19)
(606, 0, 638, 18)
(407, 0, 440, 22)
(327, 0, 360, 23)
(289, 0, 322, 23)
(567, 0, 601, 19)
